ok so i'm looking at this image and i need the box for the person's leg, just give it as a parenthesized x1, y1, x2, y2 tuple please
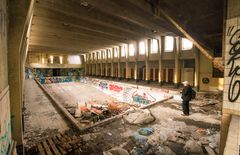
(182, 100, 187, 114)
(186, 101, 190, 115)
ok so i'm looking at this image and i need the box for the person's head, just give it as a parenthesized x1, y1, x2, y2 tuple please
(182, 81, 189, 86)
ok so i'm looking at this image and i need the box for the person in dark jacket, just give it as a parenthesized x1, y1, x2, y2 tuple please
(181, 81, 192, 116)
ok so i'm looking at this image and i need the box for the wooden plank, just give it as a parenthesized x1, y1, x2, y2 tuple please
(42, 140, 53, 155)
(48, 138, 61, 155)
(61, 133, 71, 142)
(57, 134, 66, 142)
(56, 134, 72, 151)
(52, 136, 67, 155)
(37, 143, 46, 155)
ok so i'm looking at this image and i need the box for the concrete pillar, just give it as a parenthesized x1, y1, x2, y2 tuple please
(145, 39, 151, 83)
(194, 46, 200, 90)
(153, 67, 156, 81)
(174, 37, 180, 87)
(166, 68, 169, 82)
(100, 51, 103, 76)
(134, 63, 138, 81)
(96, 63, 99, 76)
(111, 48, 114, 78)
(220, 1, 240, 154)
(118, 46, 121, 79)
(124, 45, 129, 80)
(7, 0, 35, 150)
(158, 37, 163, 85)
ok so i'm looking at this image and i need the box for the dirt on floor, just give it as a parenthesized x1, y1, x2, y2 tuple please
(24, 80, 222, 155)
(26, 98, 221, 155)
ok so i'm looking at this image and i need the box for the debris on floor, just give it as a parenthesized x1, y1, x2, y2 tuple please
(123, 109, 155, 125)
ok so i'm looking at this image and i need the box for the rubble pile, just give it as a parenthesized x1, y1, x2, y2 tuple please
(67, 100, 130, 125)
(193, 92, 222, 108)
(123, 109, 155, 125)
(118, 124, 220, 155)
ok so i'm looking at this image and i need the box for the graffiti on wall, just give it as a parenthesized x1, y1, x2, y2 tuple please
(109, 84, 123, 92)
(79, 77, 170, 106)
(0, 89, 11, 155)
(0, 120, 11, 155)
(39, 76, 79, 84)
(227, 26, 240, 102)
(132, 91, 156, 105)
(99, 81, 108, 90)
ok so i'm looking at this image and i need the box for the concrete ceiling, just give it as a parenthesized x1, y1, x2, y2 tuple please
(29, 0, 224, 55)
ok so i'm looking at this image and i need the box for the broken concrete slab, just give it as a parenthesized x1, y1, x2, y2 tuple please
(123, 109, 155, 125)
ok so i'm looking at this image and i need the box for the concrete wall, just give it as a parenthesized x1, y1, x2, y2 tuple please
(0, 0, 12, 154)
(199, 53, 224, 91)
(86, 37, 223, 91)
(27, 53, 84, 68)
(220, 0, 240, 153)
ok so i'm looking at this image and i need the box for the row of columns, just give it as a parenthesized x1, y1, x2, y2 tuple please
(85, 37, 200, 88)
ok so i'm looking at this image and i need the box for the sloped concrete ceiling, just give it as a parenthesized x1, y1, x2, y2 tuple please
(158, 0, 224, 56)
(29, 0, 224, 55)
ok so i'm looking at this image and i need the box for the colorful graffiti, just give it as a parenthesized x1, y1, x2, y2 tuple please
(99, 81, 108, 90)
(109, 84, 123, 92)
(132, 91, 156, 105)
(38, 76, 81, 84)
(84, 78, 169, 107)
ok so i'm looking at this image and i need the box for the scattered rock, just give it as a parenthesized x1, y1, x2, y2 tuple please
(104, 147, 129, 155)
(82, 134, 92, 141)
(208, 133, 220, 149)
(155, 145, 176, 155)
(123, 109, 155, 125)
(184, 140, 203, 155)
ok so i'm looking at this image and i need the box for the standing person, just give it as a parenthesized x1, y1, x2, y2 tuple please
(181, 81, 193, 116)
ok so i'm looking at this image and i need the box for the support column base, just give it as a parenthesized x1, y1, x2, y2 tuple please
(174, 83, 179, 89)
(146, 80, 150, 84)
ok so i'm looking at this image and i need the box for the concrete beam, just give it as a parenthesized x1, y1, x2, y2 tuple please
(7, 0, 35, 149)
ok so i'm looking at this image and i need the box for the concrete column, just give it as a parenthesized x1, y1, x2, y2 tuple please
(158, 37, 163, 85)
(153, 67, 156, 81)
(194, 46, 200, 90)
(166, 68, 169, 82)
(111, 48, 114, 78)
(8, 0, 35, 150)
(174, 37, 180, 88)
(96, 63, 99, 76)
(145, 39, 151, 83)
(126, 45, 130, 80)
(134, 42, 139, 82)
(220, 1, 240, 154)
(118, 46, 121, 79)
(134, 63, 138, 82)
(100, 52, 103, 76)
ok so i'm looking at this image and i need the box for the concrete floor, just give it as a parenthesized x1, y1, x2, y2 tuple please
(23, 79, 70, 148)
(44, 82, 117, 108)
(23, 79, 222, 154)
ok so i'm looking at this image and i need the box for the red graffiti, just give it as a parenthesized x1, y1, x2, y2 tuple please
(109, 84, 123, 92)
